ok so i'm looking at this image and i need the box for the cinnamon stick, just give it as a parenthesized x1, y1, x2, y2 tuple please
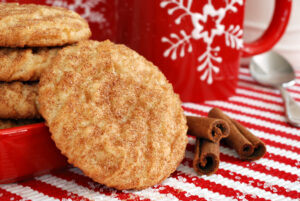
(186, 116, 229, 143)
(193, 138, 220, 175)
(208, 108, 266, 160)
(231, 119, 266, 160)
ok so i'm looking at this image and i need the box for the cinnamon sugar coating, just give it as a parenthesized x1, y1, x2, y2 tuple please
(0, 47, 59, 81)
(38, 40, 188, 190)
(0, 3, 91, 47)
(0, 82, 39, 119)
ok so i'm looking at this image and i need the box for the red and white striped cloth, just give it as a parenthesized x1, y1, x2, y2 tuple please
(0, 68, 299, 201)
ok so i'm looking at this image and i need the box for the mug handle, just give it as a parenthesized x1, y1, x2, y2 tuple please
(242, 0, 292, 57)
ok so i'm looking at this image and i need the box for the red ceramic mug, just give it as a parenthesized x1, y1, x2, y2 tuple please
(116, 0, 292, 102)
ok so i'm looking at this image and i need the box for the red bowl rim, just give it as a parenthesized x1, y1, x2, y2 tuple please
(0, 122, 47, 136)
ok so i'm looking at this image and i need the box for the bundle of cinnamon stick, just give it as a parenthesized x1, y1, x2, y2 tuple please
(187, 107, 266, 176)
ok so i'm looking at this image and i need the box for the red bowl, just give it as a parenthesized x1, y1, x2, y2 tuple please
(0, 123, 68, 184)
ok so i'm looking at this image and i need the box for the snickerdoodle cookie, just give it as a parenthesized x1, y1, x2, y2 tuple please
(39, 40, 187, 190)
(0, 47, 59, 81)
(0, 82, 39, 119)
(0, 3, 91, 47)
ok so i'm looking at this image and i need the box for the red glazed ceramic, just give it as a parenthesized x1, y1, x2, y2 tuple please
(0, 123, 68, 184)
(116, 0, 292, 102)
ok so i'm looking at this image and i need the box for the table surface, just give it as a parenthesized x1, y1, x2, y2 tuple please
(0, 68, 299, 201)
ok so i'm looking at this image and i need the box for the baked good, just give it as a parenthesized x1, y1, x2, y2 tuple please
(0, 47, 59, 81)
(0, 3, 91, 47)
(39, 40, 188, 190)
(0, 82, 39, 119)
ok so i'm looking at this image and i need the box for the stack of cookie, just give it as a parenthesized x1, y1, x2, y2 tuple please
(0, 3, 91, 128)
(1, 3, 189, 191)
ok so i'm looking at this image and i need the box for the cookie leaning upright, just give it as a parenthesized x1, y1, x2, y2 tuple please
(39, 40, 188, 190)
(0, 3, 91, 47)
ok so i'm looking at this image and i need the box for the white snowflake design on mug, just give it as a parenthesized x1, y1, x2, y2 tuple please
(161, 0, 244, 84)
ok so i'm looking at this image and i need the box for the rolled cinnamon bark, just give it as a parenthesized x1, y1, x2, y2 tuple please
(208, 108, 266, 160)
(187, 116, 229, 143)
(231, 119, 266, 160)
(193, 138, 220, 175)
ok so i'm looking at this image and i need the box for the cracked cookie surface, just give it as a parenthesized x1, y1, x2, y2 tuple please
(39, 40, 187, 190)
(0, 82, 39, 119)
(0, 3, 91, 47)
(0, 47, 59, 81)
